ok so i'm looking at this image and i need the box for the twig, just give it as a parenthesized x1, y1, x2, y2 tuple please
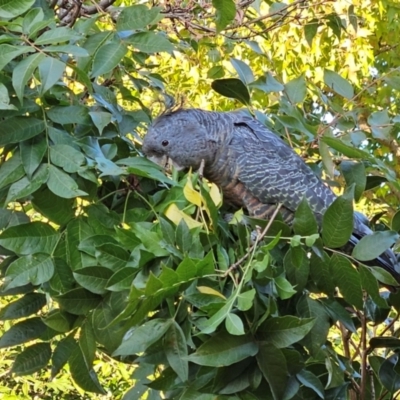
(360, 301, 368, 400)
(379, 312, 399, 337)
(344, 369, 361, 395)
(224, 203, 283, 276)
(369, 367, 375, 400)
(198, 159, 205, 179)
(339, 322, 351, 358)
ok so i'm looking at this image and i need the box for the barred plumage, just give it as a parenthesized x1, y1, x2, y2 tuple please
(142, 108, 400, 282)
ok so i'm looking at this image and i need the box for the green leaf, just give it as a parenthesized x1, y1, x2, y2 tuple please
(38, 56, 65, 95)
(0, 117, 46, 146)
(368, 266, 399, 286)
(116, 5, 162, 31)
(211, 78, 251, 105)
(324, 69, 354, 99)
(47, 165, 88, 199)
(79, 320, 96, 368)
(352, 231, 399, 261)
(330, 253, 363, 309)
(225, 313, 245, 335)
(49, 145, 86, 173)
(117, 156, 174, 185)
(322, 189, 354, 248)
(5, 164, 49, 204)
(78, 235, 118, 257)
(175, 257, 197, 282)
(96, 158, 125, 177)
(0, 0, 35, 18)
(368, 110, 391, 139)
(378, 355, 400, 392)
(11, 342, 51, 376)
(392, 210, 400, 232)
(297, 370, 324, 398)
(321, 298, 356, 332)
(22, 7, 44, 34)
(125, 32, 173, 53)
(89, 111, 112, 135)
(196, 251, 215, 275)
(32, 188, 75, 226)
(256, 344, 288, 400)
(47, 105, 90, 125)
(44, 44, 89, 57)
(159, 218, 175, 245)
(284, 247, 310, 292)
(274, 275, 297, 300)
(0, 44, 33, 71)
(20, 136, 47, 179)
(341, 161, 366, 201)
(285, 75, 307, 104)
(0, 292, 46, 320)
(43, 309, 75, 333)
(320, 135, 336, 177)
(164, 321, 188, 382)
(113, 318, 172, 356)
(237, 289, 255, 311)
(128, 222, 169, 257)
(91, 41, 128, 77)
(5, 253, 55, 289)
(260, 316, 315, 348)
(186, 332, 258, 367)
(304, 19, 319, 46)
(310, 252, 335, 295)
(249, 72, 284, 93)
(316, 138, 333, 180)
(106, 268, 136, 291)
(12, 53, 45, 104)
(96, 243, 129, 271)
(293, 198, 318, 236)
(230, 58, 254, 85)
(175, 219, 191, 254)
(73, 267, 113, 295)
(0, 221, 58, 255)
(0, 153, 25, 190)
(51, 336, 76, 378)
(0, 317, 47, 348)
(212, 0, 236, 32)
(321, 136, 371, 159)
(207, 65, 225, 79)
(34, 26, 81, 45)
(56, 288, 102, 315)
(69, 346, 106, 394)
(296, 296, 330, 355)
(359, 266, 388, 308)
(369, 337, 400, 350)
(65, 219, 95, 272)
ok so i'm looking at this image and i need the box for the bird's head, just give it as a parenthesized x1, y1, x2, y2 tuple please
(142, 109, 219, 171)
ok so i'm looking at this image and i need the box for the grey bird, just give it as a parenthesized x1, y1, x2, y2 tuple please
(142, 108, 400, 282)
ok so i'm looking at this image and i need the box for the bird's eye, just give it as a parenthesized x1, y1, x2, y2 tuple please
(162, 140, 169, 147)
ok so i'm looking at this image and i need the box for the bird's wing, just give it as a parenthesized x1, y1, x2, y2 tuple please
(228, 114, 336, 217)
(228, 114, 400, 279)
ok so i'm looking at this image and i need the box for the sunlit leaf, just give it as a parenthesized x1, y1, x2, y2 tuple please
(324, 69, 354, 99)
(352, 231, 399, 261)
(212, 0, 236, 32)
(165, 204, 202, 229)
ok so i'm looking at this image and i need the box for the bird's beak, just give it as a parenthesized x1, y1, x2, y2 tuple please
(147, 155, 185, 172)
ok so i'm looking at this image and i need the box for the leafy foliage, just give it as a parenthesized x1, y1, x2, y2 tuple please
(1, 0, 400, 399)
